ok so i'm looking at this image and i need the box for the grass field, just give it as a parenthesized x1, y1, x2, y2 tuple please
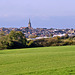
(0, 46, 75, 75)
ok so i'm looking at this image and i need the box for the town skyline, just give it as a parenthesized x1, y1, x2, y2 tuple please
(0, 19, 75, 38)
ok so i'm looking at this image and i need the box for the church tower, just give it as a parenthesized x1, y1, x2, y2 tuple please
(28, 19, 32, 29)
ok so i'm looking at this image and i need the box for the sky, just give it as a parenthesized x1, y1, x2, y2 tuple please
(0, 0, 75, 29)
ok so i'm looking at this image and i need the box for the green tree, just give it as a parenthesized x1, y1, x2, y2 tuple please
(65, 34, 69, 39)
(8, 31, 27, 47)
(50, 34, 53, 38)
(0, 31, 27, 49)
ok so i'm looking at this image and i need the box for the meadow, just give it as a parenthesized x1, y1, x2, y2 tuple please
(0, 46, 75, 75)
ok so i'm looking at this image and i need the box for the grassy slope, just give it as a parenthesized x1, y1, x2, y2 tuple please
(0, 46, 75, 75)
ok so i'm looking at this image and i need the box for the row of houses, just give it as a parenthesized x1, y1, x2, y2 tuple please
(0, 27, 75, 39)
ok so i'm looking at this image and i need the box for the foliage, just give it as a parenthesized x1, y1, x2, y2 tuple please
(0, 31, 27, 49)
(27, 40, 34, 47)
(50, 34, 53, 37)
(27, 35, 75, 47)
(0, 30, 75, 49)
(28, 37, 62, 47)
(28, 34, 38, 38)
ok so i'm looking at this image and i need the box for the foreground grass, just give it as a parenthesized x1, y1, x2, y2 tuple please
(0, 46, 75, 75)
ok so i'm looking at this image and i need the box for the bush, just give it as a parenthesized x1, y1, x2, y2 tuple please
(27, 40, 34, 47)
(0, 31, 27, 50)
(63, 40, 73, 45)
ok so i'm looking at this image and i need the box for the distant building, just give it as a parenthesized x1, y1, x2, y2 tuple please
(28, 19, 33, 29)
(53, 34, 66, 37)
(20, 18, 33, 30)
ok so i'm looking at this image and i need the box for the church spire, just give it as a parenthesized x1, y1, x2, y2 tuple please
(29, 18, 31, 24)
(28, 18, 32, 29)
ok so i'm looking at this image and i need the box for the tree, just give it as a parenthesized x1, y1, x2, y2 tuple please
(8, 31, 27, 48)
(65, 34, 69, 39)
(28, 34, 37, 38)
(0, 31, 5, 37)
(0, 31, 27, 49)
(50, 34, 53, 38)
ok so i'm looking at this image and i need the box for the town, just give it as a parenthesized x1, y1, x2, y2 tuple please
(0, 19, 75, 39)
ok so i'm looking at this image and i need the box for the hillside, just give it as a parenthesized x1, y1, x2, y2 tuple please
(0, 46, 75, 75)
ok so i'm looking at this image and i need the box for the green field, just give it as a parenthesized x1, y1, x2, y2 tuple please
(0, 46, 75, 75)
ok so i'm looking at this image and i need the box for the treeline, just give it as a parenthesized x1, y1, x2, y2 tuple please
(0, 31, 27, 49)
(0, 31, 75, 50)
(28, 34, 75, 47)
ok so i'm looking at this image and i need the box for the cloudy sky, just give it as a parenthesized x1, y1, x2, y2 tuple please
(0, 0, 75, 28)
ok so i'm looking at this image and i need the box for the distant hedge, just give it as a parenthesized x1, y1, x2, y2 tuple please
(27, 36, 75, 47)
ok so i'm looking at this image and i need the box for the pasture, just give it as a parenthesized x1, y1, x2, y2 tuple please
(0, 46, 75, 75)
